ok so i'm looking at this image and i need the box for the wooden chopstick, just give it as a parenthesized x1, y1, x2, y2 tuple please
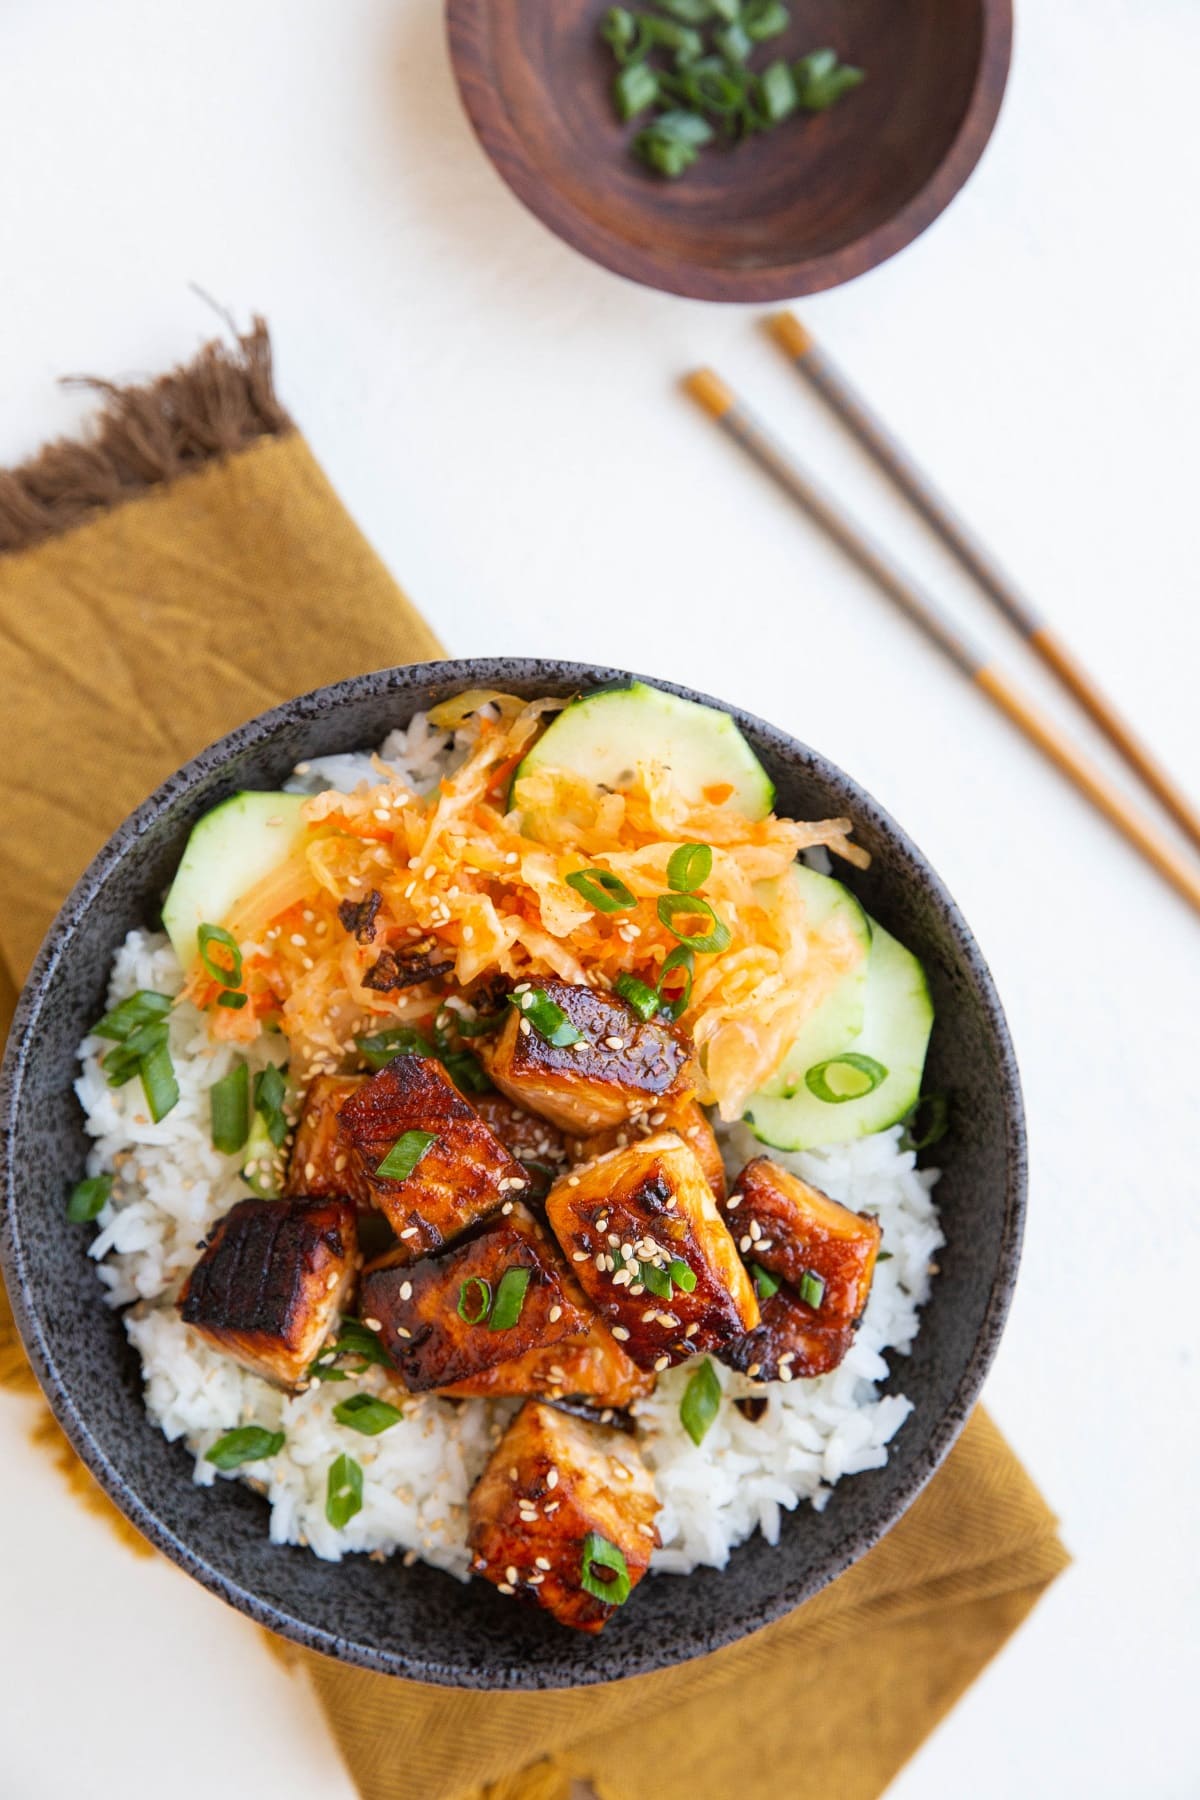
(684, 368, 1200, 918)
(767, 312, 1200, 856)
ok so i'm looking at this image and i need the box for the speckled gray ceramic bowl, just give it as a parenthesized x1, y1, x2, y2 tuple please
(0, 659, 1024, 1687)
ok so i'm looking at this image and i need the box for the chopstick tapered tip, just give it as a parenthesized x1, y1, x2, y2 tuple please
(766, 312, 812, 360)
(683, 368, 735, 420)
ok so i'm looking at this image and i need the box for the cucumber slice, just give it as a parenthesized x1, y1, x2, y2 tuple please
(163, 792, 307, 973)
(512, 682, 775, 821)
(745, 921, 933, 1151)
(757, 866, 872, 1099)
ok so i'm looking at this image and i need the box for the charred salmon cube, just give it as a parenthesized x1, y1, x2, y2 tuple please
(480, 979, 692, 1134)
(725, 1157, 881, 1325)
(178, 1195, 357, 1390)
(546, 1132, 758, 1371)
(472, 1092, 571, 1191)
(438, 1309, 655, 1409)
(284, 1075, 371, 1206)
(723, 1284, 855, 1383)
(568, 1098, 727, 1204)
(359, 1205, 590, 1392)
(468, 1400, 659, 1633)
(338, 1056, 529, 1259)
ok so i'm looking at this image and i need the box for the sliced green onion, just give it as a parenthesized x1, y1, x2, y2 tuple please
(206, 1425, 285, 1471)
(876, 1250, 894, 1263)
(217, 991, 248, 1009)
(680, 1357, 722, 1445)
(457, 1276, 493, 1325)
(376, 1129, 438, 1182)
(744, 0, 790, 42)
(656, 943, 695, 1018)
(654, 0, 712, 20)
(639, 1261, 674, 1300)
(799, 1269, 826, 1310)
(666, 842, 713, 893)
(804, 1053, 889, 1105)
(752, 1262, 780, 1300)
(92, 989, 171, 1042)
(633, 109, 713, 178)
(656, 892, 731, 954)
(580, 1531, 632, 1606)
(508, 988, 584, 1048)
(795, 47, 864, 111)
(639, 17, 704, 60)
(600, 5, 638, 60)
(307, 1319, 393, 1382)
(518, 1159, 559, 1200)
(253, 1062, 290, 1148)
(614, 971, 661, 1021)
(332, 1393, 403, 1435)
(668, 1257, 697, 1293)
(139, 1035, 179, 1122)
(901, 1093, 949, 1153)
(488, 1266, 532, 1331)
(565, 868, 638, 913)
(758, 57, 798, 123)
(211, 1060, 250, 1155)
(614, 60, 659, 120)
(455, 1009, 505, 1039)
(326, 1452, 364, 1528)
(67, 1174, 112, 1222)
(441, 1049, 491, 1094)
(355, 1025, 436, 1070)
(197, 922, 243, 989)
(102, 1018, 170, 1088)
(714, 20, 752, 62)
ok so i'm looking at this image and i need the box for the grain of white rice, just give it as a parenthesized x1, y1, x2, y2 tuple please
(75, 711, 942, 1577)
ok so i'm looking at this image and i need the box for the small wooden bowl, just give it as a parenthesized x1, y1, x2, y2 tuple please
(446, 0, 1012, 302)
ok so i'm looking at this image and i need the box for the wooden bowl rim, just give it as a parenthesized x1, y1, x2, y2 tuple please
(445, 0, 1013, 302)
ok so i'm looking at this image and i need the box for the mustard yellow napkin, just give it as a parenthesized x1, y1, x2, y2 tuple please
(0, 324, 1067, 1800)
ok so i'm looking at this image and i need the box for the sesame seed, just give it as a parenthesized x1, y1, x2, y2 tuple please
(568, 1176, 580, 1187)
(462, 926, 474, 942)
(546, 1467, 559, 1488)
(594, 1254, 606, 1272)
(305, 1161, 317, 1180)
(520, 993, 535, 1010)
(739, 1235, 753, 1253)
(544, 1501, 559, 1514)
(398, 1284, 412, 1302)
(611, 1326, 631, 1341)
(549, 1304, 562, 1322)
(572, 1251, 589, 1262)
(641, 1309, 658, 1323)
(290, 933, 306, 947)
(520, 1018, 532, 1037)
(424, 865, 437, 881)
(747, 1362, 761, 1378)
(535, 1556, 551, 1571)
(509, 1466, 519, 1481)
(630, 1283, 645, 1296)
(685, 1322, 699, 1338)
(749, 1220, 762, 1241)
(637, 1523, 655, 1538)
(400, 1226, 419, 1239)
(779, 1367, 794, 1382)
(363, 1316, 383, 1331)
(325, 1270, 340, 1291)
(506, 1564, 519, 1583)
(505, 852, 520, 865)
(605, 1036, 625, 1051)
(726, 1195, 742, 1210)
(613, 1269, 632, 1287)
(527, 1573, 545, 1586)
(653, 1354, 670, 1371)
(396, 1327, 412, 1339)
(501, 1201, 513, 1215)
(648, 1111, 666, 1126)
(334, 1154, 348, 1172)
(497, 1582, 515, 1595)
(373, 808, 390, 823)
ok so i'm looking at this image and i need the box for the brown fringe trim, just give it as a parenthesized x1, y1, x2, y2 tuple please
(0, 315, 292, 556)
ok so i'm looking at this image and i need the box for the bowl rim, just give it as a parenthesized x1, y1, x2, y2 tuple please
(444, 0, 1014, 302)
(0, 657, 1026, 1685)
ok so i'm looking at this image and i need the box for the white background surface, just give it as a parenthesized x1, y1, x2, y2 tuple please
(1, 1, 1198, 1795)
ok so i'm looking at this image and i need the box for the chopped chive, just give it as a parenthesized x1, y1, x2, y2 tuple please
(666, 842, 713, 893)
(211, 1060, 250, 1155)
(639, 1260, 674, 1300)
(91, 989, 171, 1042)
(354, 1025, 436, 1069)
(67, 1174, 112, 1222)
(332, 1393, 403, 1436)
(804, 1053, 889, 1105)
(197, 922, 243, 989)
(565, 868, 638, 913)
(139, 1035, 179, 1122)
(376, 1129, 438, 1182)
(614, 59, 659, 120)
(326, 1452, 364, 1528)
(457, 1276, 493, 1325)
(799, 1269, 826, 1309)
(656, 943, 695, 1018)
(488, 1267, 532, 1331)
(668, 1257, 697, 1293)
(752, 1263, 780, 1300)
(508, 988, 584, 1048)
(614, 971, 661, 1021)
(580, 1531, 632, 1606)
(680, 1357, 722, 1445)
(656, 892, 731, 954)
(206, 1425, 285, 1471)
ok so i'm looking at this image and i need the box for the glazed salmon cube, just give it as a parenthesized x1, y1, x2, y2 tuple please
(545, 1132, 758, 1371)
(480, 980, 692, 1134)
(438, 1308, 655, 1409)
(338, 1056, 529, 1259)
(722, 1284, 855, 1383)
(472, 1092, 571, 1191)
(178, 1195, 357, 1390)
(567, 1097, 727, 1204)
(359, 1205, 590, 1392)
(284, 1075, 370, 1206)
(724, 1157, 881, 1325)
(467, 1400, 659, 1633)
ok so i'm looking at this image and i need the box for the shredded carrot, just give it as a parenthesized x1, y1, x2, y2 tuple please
(181, 696, 869, 1116)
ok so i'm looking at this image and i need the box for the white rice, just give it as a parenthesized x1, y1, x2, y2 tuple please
(74, 714, 942, 1577)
